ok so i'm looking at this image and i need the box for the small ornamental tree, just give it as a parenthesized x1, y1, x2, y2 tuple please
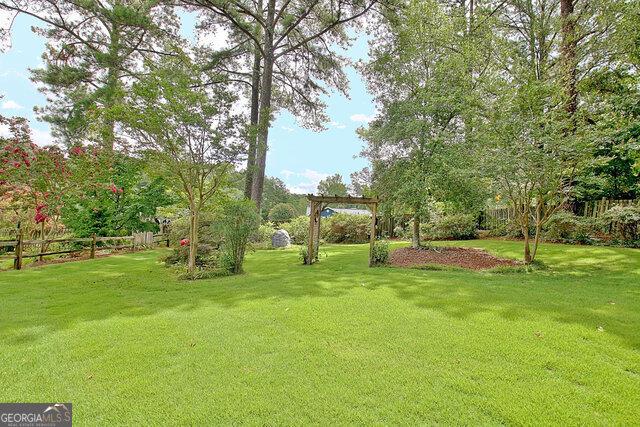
(121, 57, 243, 277)
(0, 115, 69, 244)
(480, 82, 585, 263)
(268, 203, 296, 224)
(61, 149, 172, 237)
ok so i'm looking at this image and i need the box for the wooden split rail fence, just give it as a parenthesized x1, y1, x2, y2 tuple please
(0, 231, 169, 270)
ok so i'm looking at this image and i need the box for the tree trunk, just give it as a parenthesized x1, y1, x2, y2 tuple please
(523, 228, 532, 264)
(531, 201, 544, 262)
(560, 0, 577, 128)
(103, 24, 121, 153)
(38, 221, 45, 262)
(250, 0, 276, 211)
(531, 223, 542, 263)
(412, 214, 421, 248)
(188, 207, 199, 276)
(522, 210, 532, 263)
(244, 25, 262, 199)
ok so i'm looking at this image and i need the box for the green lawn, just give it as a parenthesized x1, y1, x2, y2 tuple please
(1, 240, 639, 424)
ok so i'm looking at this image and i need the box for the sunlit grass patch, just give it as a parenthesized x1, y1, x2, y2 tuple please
(0, 240, 638, 424)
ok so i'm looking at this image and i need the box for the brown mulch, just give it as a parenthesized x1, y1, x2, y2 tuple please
(389, 246, 521, 270)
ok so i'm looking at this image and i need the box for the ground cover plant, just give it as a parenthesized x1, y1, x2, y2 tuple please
(0, 240, 638, 424)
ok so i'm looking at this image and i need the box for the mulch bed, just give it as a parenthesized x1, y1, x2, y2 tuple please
(389, 246, 521, 270)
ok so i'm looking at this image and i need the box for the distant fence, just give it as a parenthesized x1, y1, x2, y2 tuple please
(480, 198, 639, 228)
(481, 207, 517, 229)
(581, 198, 639, 218)
(0, 230, 169, 270)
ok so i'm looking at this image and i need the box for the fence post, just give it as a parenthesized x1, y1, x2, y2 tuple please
(14, 228, 23, 270)
(90, 233, 97, 259)
(166, 236, 170, 247)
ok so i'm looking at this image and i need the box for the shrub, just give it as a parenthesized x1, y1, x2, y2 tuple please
(371, 240, 389, 266)
(486, 222, 508, 237)
(601, 205, 640, 243)
(163, 243, 217, 269)
(574, 217, 601, 244)
(544, 212, 606, 244)
(544, 211, 580, 240)
(253, 222, 276, 248)
(268, 203, 297, 224)
(169, 212, 221, 247)
(299, 245, 310, 264)
(393, 224, 411, 240)
(281, 215, 309, 244)
(423, 214, 478, 240)
(217, 200, 260, 274)
(323, 213, 371, 243)
(298, 242, 325, 264)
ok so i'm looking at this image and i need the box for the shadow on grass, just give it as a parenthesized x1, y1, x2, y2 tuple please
(0, 241, 639, 350)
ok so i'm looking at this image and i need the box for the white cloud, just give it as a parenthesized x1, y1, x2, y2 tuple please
(0, 123, 53, 146)
(281, 169, 295, 179)
(31, 128, 55, 146)
(197, 28, 229, 50)
(299, 169, 330, 183)
(281, 126, 295, 132)
(329, 121, 346, 129)
(281, 169, 330, 194)
(0, 123, 9, 138)
(350, 113, 375, 123)
(289, 183, 319, 194)
(2, 100, 23, 110)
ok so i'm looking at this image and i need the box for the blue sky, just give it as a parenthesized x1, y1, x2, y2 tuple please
(0, 13, 375, 194)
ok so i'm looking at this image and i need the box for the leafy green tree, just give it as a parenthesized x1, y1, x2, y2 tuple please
(260, 176, 291, 218)
(0, 0, 181, 150)
(317, 174, 348, 197)
(61, 153, 172, 237)
(268, 203, 296, 224)
(479, 82, 584, 263)
(360, 0, 488, 247)
(0, 114, 69, 241)
(574, 20, 640, 201)
(476, 0, 592, 263)
(349, 167, 373, 197)
(180, 0, 379, 209)
(120, 57, 243, 276)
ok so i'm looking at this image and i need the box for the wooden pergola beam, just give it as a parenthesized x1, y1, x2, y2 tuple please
(307, 195, 379, 205)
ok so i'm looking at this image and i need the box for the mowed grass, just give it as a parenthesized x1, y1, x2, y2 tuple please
(0, 240, 639, 424)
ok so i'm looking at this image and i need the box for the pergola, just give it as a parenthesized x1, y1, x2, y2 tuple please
(306, 195, 380, 267)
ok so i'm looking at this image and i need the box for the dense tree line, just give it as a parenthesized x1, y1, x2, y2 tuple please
(359, 0, 639, 262)
(0, 0, 382, 274)
(1, 0, 637, 268)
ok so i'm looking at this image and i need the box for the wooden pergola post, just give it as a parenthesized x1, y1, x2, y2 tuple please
(306, 200, 321, 264)
(369, 202, 377, 267)
(306, 195, 379, 266)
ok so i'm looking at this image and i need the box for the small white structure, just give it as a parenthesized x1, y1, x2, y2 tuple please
(271, 229, 291, 248)
(305, 206, 372, 217)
